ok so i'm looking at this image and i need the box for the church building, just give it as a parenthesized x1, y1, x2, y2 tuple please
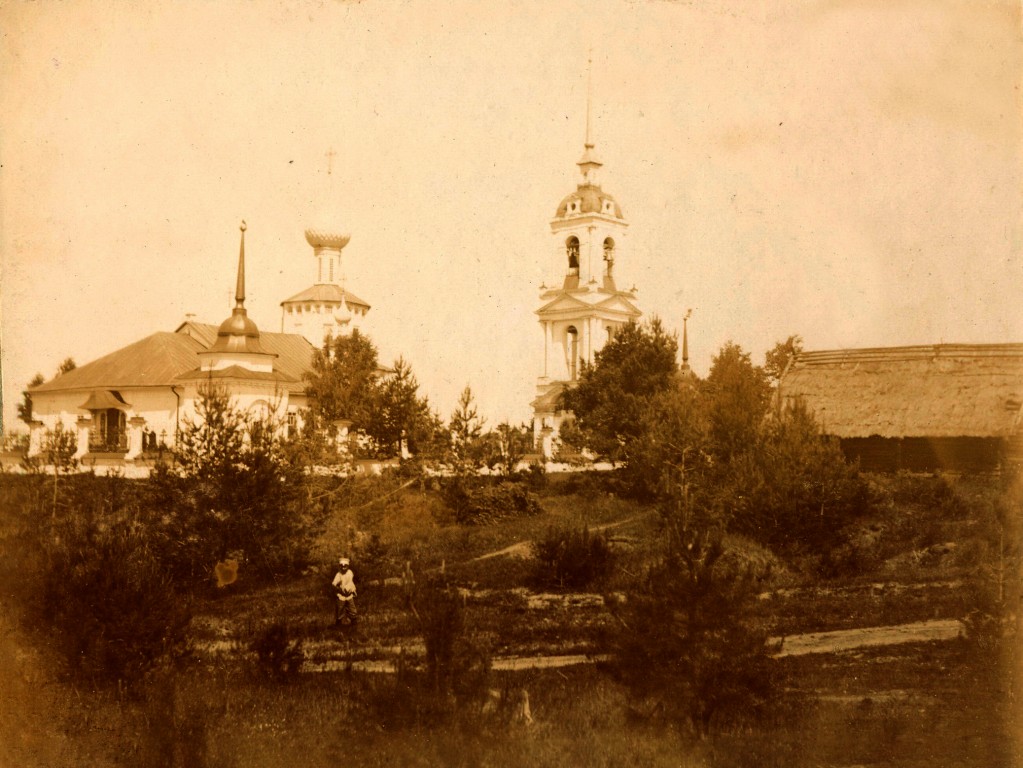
(531, 117, 642, 458)
(23, 208, 374, 469)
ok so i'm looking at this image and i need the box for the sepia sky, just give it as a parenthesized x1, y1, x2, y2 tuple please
(2, 0, 1021, 431)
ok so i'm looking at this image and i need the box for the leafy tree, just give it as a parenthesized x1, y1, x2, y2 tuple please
(40, 513, 191, 687)
(56, 357, 77, 375)
(160, 382, 312, 582)
(494, 421, 532, 473)
(369, 356, 440, 459)
(605, 522, 778, 736)
(702, 341, 771, 465)
(533, 526, 614, 589)
(561, 318, 678, 462)
(17, 372, 45, 424)
(764, 334, 803, 382)
(627, 374, 712, 505)
(44, 421, 78, 473)
(449, 385, 485, 470)
(304, 329, 380, 433)
(722, 400, 868, 555)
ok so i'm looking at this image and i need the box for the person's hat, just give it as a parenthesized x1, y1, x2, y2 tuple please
(338, 557, 350, 567)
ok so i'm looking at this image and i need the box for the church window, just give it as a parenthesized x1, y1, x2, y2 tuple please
(329, 258, 334, 282)
(603, 237, 615, 274)
(567, 326, 579, 380)
(566, 237, 580, 271)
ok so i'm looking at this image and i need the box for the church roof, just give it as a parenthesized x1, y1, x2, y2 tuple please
(554, 183, 624, 220)
(777, 344, 1023, 439)
(175, 365, 299, 383)
(531, 380, 571, 412)
(29, 323, 316, 395)
(31, 332, 207, 393)
(280, 284, 370, 309)
(179, 322, 315, 387)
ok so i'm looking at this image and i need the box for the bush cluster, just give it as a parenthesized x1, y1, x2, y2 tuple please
(250, 621, 304, 681)
(532, 526, 614, 589)
(40, 511, 192, 686)
(444, 480, 542, 525)
(886, 473, 967, 517)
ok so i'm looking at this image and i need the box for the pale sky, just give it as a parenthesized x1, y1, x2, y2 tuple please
(2, 0, 1021, 432)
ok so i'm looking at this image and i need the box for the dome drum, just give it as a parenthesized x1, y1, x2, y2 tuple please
(554, 183, 624, 221)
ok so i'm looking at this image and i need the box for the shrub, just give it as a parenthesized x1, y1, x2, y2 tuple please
(444, 479, 542, 525)
(151, 384, 321, 585)
(532, 526, 614, 589)
(39, 515, 192, 688)
(721, 403, 870, 556)
(603, 525, 779, 737)
(412, 577, 491, 708)
(250, 621, 304, 681)
(888, 472, 965, 515)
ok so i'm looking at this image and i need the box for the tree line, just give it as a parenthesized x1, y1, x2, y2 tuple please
(561, 320, 863, 559)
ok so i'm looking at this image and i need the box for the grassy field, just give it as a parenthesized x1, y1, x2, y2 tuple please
(1, 470, 1020, 767)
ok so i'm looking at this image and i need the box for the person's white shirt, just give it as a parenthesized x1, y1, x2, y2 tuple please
(332, 567, 356, 601)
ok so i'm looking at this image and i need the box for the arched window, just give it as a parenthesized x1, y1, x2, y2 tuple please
(603, 237, 615, 275)
(567, 326, 579, 380)
(566, 237, 580, 271)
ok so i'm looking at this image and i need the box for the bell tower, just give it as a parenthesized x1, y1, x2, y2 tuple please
(531, 63, 642, 458)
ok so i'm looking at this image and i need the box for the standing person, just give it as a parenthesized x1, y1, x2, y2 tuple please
(332, 557, 358, 629)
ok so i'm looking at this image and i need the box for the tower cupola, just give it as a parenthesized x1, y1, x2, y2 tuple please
(199, 221, 277, 374)
(210, 221, 268, 355)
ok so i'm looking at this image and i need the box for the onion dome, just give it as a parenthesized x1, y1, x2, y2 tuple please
(304, 227, 351, 250)
(304, 188, 350, 250)
(333, 295, 353, 326)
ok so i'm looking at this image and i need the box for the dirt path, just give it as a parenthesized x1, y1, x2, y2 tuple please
(466, 512, 653, 563)
(204, 617, 967, 674)
(770, 618, 963, 658)
(300, 617, 966, 673)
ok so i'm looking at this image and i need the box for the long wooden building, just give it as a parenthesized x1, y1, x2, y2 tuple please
(776, 344, 1023, 472)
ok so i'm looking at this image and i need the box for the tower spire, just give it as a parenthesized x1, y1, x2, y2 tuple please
(585, 49, 593, 149)
(577, 50, 603, 182)
(235, 220, 247, 307)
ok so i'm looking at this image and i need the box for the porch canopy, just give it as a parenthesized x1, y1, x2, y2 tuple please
(79, 390, 132, 412)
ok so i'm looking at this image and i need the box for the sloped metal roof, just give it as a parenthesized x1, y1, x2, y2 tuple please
(777, 344, 1023, 438)
(175, 365, 299, 384)
(30, 323, 316, 395)
(280, 284, 370, 309)
(31, 332, 207, 392)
